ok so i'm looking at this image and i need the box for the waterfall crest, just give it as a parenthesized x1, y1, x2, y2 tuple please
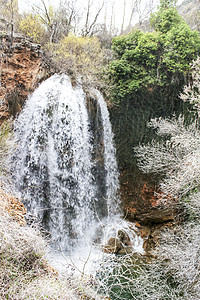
(13, 74, 123, 251)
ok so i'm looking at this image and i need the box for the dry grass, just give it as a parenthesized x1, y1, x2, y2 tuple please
(0, 188, 107, 300)
(0, 211, 49, 299)
(134, 114, 200, 299)
(0, 119, 14, 176)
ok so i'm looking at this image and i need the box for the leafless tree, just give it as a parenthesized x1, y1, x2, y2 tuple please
(135, 115, 200, 201)
(180, 56, 200, 117)
(58, 0, 81, 35)
(81, 0, 105, 36)
(109, 0, 115, 35)
(30, 0, 80, 42)
(128, 0, 137, 28)
(135, 0, 156, 25)
(1, 0, 19, 42)
(120, 0, 126, 34)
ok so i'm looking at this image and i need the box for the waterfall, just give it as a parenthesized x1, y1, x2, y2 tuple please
(12, 74, 123, 250)
(12, 74, 144, 272)
(94, 90, 121, 216)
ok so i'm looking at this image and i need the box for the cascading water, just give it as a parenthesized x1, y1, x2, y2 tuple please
(12, 74, 143, 272)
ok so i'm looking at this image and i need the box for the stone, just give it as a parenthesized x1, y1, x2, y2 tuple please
(117, 229, 131, 246)
(103, 237, 122, 254)
(134, 207, 176, 225)
(0, 34, 48, 124)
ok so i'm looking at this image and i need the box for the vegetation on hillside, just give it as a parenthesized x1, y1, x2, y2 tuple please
(0, 206, 104, 299)
(94, 55, 200, 300)
(45, 35, 107, 88)
(0, 119, 13, 176)
(132, 55, 200, 299)
(109, 7, 200, 102)
(1, 0, 200, 299)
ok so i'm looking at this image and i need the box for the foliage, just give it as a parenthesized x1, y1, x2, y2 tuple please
(18, 13, 46, 43)
(163, 23, 200, 72)
(1, 0, 19, 22)
(180, 56, 200, 115)
(135, 116, 200, 200)
(150, 8, 183, 33)
(47, 35, 106, 88)
(0, 205, 104, 300)
(18, 0, 106, 43)
(31, 3, 69, 43)
(0, 0, 19, 37)
(0, 120, 14, 176)
(132, 58, 200, 299)
(109, 30, 164, 99)
(18, 2, 78, 44)
(109, 8, 200, 102)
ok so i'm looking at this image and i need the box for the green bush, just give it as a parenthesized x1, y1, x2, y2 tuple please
(109, 9, 200, 102)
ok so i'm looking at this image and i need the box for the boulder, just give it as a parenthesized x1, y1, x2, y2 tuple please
(103, 237, 121, 254)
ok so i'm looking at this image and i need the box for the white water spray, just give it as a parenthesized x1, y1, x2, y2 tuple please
(13, 74, 143, 272)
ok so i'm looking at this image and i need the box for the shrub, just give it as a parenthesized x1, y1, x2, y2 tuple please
(0, 211, 48, 299)
(133, 117, 200, 298)
(18, 13, 46, 44)
(134, 116, 200, 201)
(46, 35, 106, 88)
(180, 56, 200, 116)
(109, 9, 200, 102)
(0, 119, 13, 176)
(131, 57, 200, 298)
(0, 191, 105, 299)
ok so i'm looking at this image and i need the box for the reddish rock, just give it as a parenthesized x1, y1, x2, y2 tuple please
(103, 237, 121, 254)
(135, 221, 141, 228)
(121, 169, 176, 225)
(0, 35, 48, 124)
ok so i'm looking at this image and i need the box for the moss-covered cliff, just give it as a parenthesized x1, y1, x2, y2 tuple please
(110, 89, 190, 224)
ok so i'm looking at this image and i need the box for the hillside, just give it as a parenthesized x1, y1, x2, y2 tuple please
(178, 0, 200, 29)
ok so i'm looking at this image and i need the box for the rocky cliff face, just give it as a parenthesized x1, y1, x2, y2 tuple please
(110, 90, 186, 226)
(178, 0, 200, 30)
(0, 34, 47, 123)
(0, 33, 177, 235)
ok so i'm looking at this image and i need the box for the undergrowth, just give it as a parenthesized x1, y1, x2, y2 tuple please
(0, 209, 103, 299)
(0, 119, 13, 176)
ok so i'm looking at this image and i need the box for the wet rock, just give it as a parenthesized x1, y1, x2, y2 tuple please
(117, 229, 131, 246)
(103, 237, 121, 254)
(134, 207, 176, 225)
(103, 227, 137, 254)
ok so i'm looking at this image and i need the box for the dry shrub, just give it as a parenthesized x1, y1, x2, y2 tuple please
(133, 114, 200, 299)
(18, 13, 46, 44)
(0, 196, 104, 299)
(0, 187, 26, 224)
(46, 35, 106, 88)
(135, 116, 200, 201)
(0, 211, 85, 300)
(180, 56, 200, 116)
(0, 119, 14, 176)
(0, 211, 48, 299)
